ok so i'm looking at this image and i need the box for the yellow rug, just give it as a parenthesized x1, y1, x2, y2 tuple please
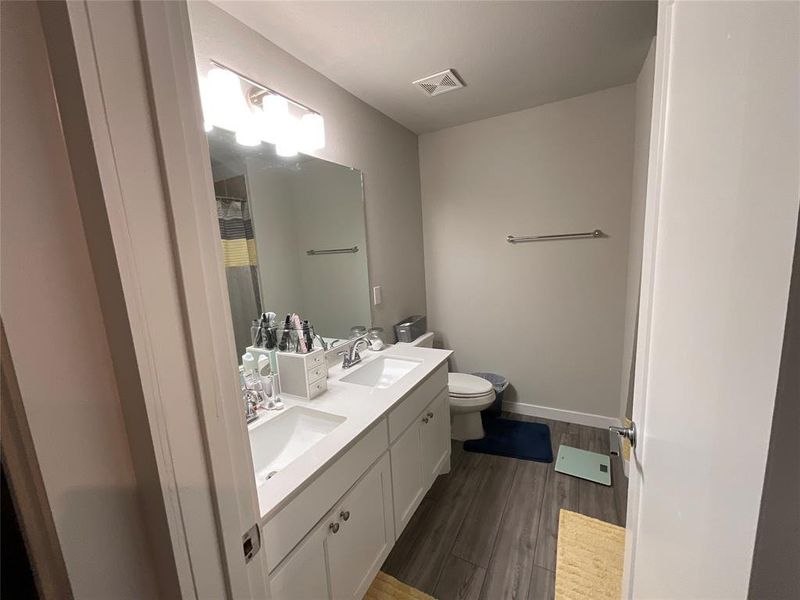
(364, 572, 436, 600)
(555, 510, 625, 600)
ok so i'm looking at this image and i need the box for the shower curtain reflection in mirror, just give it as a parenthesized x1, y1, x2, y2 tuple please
(215, 175, 263, 358)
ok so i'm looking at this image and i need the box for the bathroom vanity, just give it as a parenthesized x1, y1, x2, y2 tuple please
(248, 344, 452, 600)
(200, 66, 448, 598)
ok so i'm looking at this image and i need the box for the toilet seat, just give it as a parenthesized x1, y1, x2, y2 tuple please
(447, 373, 495, 424)
(448, 373, 493, 397)
(449, 392, 495, 412)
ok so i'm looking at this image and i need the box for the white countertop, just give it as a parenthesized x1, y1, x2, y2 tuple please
(248, 344, 452, 521)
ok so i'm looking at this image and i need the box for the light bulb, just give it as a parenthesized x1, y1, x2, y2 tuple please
(206, 67, 248, 132)
(275, 140, 298, 157)
(258, 94, 289, 144)
(198, 75, 215, 132)
(235, 127, 260, 147)
(299, 112, 325, 151)
(234, 103, 261, 146)
(275, 115, 298, 157)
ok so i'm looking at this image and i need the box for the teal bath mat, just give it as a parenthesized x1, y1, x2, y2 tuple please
(554, 445, 611, 486)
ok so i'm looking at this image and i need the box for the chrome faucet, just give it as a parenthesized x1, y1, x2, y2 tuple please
(338, 335, 369, 369)
(242, 371, 284, 424)
(314, 334, 329, 351)
(243, 388, 262, 424)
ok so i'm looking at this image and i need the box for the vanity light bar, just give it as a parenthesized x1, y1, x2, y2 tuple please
(204, 61, 325, 154)
(209, 60, 320, 116)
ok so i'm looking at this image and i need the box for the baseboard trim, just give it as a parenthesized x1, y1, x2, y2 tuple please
(504, 401, 621, 430)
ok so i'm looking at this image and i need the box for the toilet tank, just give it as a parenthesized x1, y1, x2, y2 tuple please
(403, 331, 434, 348)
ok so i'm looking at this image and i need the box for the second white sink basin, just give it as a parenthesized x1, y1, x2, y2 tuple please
(341, 356, 423, 389)
(249, 406, 345, 486)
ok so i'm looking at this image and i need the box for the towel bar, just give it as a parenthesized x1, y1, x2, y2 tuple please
(306, 246, 359, 256)
(506, 229, 604, 244)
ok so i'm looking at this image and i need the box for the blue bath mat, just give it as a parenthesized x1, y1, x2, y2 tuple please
(463, 417, 553, 463)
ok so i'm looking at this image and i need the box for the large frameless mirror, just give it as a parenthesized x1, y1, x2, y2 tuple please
(207, 127, 371, 359)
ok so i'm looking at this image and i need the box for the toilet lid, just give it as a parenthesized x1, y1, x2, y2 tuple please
(448, 373, 493, 397)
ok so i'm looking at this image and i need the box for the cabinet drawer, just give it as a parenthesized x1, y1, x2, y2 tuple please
(308, 377, 327, 399)
(263, 418, 389, 571)
(307, 364, 327, 382)
(307, 351, 325, 368)
(387, 363, 447, 442)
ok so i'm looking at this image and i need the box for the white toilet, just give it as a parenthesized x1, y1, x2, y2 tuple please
(404, 332, 496, 441)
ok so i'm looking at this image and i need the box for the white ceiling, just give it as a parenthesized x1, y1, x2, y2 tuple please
(212, 1, 657, 134)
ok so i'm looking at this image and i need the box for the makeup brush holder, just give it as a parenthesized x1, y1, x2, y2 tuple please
(275, 325, 316, 354)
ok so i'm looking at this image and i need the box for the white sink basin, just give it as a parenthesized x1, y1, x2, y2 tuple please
(341, 356, 423, 389)
(249, 406, 345, 485)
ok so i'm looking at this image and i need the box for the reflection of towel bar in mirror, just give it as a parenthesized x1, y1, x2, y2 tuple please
(506, 229, 604, 244)
(306, 246, 360, 256)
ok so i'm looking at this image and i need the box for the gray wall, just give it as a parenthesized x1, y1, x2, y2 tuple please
(419, 85, 635, 421)
(749, 213, 800, 599)
(189, 1, 427, 336)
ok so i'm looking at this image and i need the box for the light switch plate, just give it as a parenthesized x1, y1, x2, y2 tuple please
(372, 285, 382, 306)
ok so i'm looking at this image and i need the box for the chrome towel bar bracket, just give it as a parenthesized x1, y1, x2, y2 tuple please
(506, 229, 605, 244)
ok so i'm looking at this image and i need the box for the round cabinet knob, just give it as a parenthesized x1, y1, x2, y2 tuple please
(427, 411, 434, 419)
(329, 522, 340, 534)
(422, 417, 429, 424)
(340, 510, 350, 521)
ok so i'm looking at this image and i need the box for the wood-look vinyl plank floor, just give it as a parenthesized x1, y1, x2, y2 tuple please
(479, 458, 549, 600)
(528, 566, 556, 600)
(385, 451, 491, 591)
(451, 454, 518, 567)
(433, 555, 486, 600)
(382, 415, 628, 599)
(532, 421, 583, 573)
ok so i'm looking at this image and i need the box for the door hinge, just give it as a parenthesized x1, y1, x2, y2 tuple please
(242, 522, 261, 563)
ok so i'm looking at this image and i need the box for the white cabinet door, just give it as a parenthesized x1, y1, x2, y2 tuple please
(326, 453, 394, 600)
(269, 516, 331, 600)
(421, 388, 450, 488)
(389, 418, 425, 536)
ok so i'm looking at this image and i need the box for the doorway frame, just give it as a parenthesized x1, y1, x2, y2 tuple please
(35, 0, 270, 596)
(620, 1, 674, 595)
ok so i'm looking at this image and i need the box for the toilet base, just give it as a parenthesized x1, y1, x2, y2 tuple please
(451, 412, 485, 441)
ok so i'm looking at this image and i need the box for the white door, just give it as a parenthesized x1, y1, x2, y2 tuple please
(625, 1, 799, 598)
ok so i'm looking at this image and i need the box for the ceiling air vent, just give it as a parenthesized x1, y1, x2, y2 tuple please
(412, 69, 464, 97)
